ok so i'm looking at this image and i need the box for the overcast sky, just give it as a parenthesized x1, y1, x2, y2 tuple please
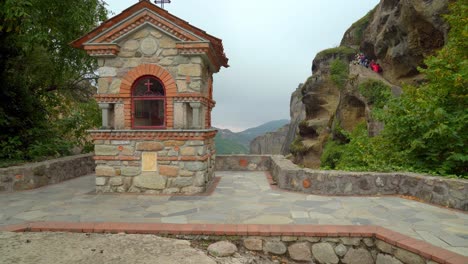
(105, 0, 379, 132)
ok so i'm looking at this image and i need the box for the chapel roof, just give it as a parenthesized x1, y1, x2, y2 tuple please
(71, 0, 228, 69)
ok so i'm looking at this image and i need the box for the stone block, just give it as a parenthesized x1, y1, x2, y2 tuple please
(311, 243, 338, 264)
(113, 103, 125, 129)
(159, 165, 179, 177)
(176, 80, 188, 93)
(181, 186, 204, 194)
(121, 146, 134, 156)
(136, 142, 164, 151)
(243, 238, 262, 251)
(134, 173, 166, 190)
(393, 248, 424, 264)
(170, 177, 193, 188)
(111, 141, 130, 145)
(184, 162, 207, 172)
(376, 240, 393, 254)
(162, 49, 178, 56)
(190, 57, 203, 64)
(340, 237, 361, 246)
(264, 241, 287, 255)
(121, 167, 140, 176)
(109, 177, 123, 186)
(376, 254, 403, 264)
(96, 166, 116, 176)
(342, 248, 373, 264)
(142, 152, 158, 172)
(131, 29, 149, 39)
(164, 140, 185, 147)
(95, 145, 119, 156)
(193, 173, 205, 187)
(162, 188, 180, 194)
(335, 244, 347, 257)
(281, 236, 297, 242)
(180, 147, 196, 156)
(288, 242, 311, 261)
(362, 238, 374, 247)
(159, 57, 173, 66)
(123, 58, 141, 68)
(207, 241, 237, 257)
(97, 78, 109, 94)
(178, 64, 202, 77)
(187, 140, 204, 146)
(96, 177, 107, 186)
(119, 51, 136, 58)
(108, 79, 121, 94)
(180, 170, 195, 177)
(122, 39, 139, 51)
(104, 58, 123, 68)
(159, 36, 176, 48)
(98, 67, 117, 77)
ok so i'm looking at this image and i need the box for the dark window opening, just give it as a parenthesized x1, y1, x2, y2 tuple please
(132, 76, 166, 129)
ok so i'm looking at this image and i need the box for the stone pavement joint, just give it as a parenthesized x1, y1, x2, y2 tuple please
(1, 222, 467, 264)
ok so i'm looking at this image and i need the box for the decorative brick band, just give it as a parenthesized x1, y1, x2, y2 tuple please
(88, 130, 217, 140)
(1, 222, 465, 264)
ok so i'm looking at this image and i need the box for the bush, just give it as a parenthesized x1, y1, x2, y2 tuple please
(358, 79, 392, 109)
(330, 59, 349, 90)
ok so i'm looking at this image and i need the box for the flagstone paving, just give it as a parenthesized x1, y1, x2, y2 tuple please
(0, 171, 467, 256)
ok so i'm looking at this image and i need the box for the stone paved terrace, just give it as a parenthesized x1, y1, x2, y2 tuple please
(1, 171, 467, 257)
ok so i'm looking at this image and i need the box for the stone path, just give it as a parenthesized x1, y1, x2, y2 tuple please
(1, 171, 467, 256)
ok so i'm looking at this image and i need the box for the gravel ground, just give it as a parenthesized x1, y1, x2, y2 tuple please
(0, 232, 279, 264)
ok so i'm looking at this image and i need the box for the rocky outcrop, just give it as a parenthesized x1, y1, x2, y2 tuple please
(281, 84, 306, 155)
(287, 0, 449, 168)
(250, 124, 289, 155)
(343, 0, 449, 84)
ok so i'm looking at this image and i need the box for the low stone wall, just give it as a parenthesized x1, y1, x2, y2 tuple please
(270, 155, 468, 211)
(198, 236, 437, 264)
(215, 155, 271, 171)
(5, 222, 464, 263)
(0, 154, 95, 192)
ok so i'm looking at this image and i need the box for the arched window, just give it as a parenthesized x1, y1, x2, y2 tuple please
(132, 75, 166, 129)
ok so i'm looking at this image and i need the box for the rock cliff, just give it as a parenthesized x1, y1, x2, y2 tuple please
(286, 0, 450, 168)
(250, 124, 289, 155)
(249, 84, 305, 155)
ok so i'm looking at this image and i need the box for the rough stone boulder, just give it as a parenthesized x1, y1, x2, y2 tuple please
(207, 241, 238, 257)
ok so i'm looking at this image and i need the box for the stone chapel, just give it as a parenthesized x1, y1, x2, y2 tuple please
(71, 0, 229, 194)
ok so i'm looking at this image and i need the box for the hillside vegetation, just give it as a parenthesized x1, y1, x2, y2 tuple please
(320, 2, 467, 177)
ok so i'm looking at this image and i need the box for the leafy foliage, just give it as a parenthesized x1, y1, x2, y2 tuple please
(358, 80, 392, 109)
(330, 59, 349, 90)
(0, 0, 107, 164)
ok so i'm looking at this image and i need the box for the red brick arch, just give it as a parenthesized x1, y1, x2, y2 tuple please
(120, 64, 176, 129)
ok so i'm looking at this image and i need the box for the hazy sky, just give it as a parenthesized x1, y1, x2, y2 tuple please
(105, 0, 379, 132)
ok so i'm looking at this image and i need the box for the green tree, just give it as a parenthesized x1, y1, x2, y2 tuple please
(381, 2, 467, 176)
(0, 0, 107, 162)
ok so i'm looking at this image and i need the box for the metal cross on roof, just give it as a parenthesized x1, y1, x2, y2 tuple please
(154, 0, 171, 9)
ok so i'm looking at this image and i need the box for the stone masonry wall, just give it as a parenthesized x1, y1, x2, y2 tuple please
(95, 138, 215, 194)
(215, 155, 271, 171)
(97, 26, 211, 129)
(185, 236, 439, 264)
(0, 154, 94, 192)
(270, 155, 468, 211)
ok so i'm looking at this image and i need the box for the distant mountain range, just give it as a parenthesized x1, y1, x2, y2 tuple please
(214, 119, 290, 154)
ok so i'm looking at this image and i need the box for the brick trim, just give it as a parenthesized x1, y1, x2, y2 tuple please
(119, 64, 176, 128)
(1, 223, 466, 264)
